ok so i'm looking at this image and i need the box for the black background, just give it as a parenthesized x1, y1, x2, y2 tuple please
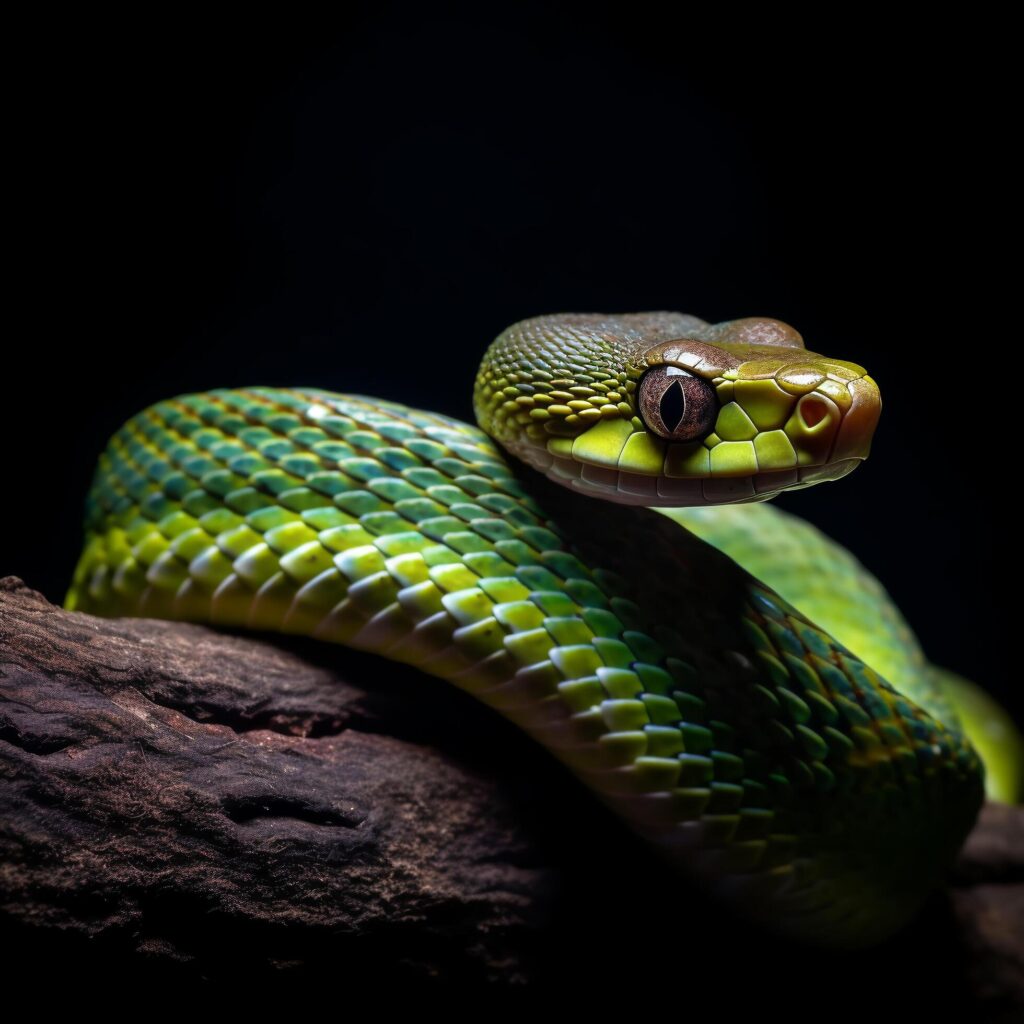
(6, 7, 1015, 720)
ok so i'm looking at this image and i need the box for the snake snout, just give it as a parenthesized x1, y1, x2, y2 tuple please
(830, 374, 882, 464)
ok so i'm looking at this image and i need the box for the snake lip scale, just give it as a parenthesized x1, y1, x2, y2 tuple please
(66, 311, 984, 948)
(518, 451, 862, 506)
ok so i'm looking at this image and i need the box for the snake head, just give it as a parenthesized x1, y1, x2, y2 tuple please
(475, 312, 881, 506)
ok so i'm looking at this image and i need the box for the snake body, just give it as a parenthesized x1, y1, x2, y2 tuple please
(67, 312, 985, 946)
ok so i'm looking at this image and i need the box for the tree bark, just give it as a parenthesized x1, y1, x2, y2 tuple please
(1, 576, 1020, 1012)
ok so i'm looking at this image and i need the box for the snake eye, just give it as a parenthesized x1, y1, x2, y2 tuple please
(637, 366, 718, 442)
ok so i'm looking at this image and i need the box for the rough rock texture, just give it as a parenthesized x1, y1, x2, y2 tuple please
(1, 576, 1021, 1013)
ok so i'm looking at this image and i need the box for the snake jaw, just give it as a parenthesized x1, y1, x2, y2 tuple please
(508, 369, 880, 507)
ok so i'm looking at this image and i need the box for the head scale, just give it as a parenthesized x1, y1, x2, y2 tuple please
(474, 312, 881, 506)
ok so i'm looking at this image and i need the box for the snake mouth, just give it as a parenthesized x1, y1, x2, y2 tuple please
(515, 373, 881, 507)
(516, 451, 863, 506)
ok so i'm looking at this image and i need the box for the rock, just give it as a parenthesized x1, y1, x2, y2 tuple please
(1, 577, 1021, 1013)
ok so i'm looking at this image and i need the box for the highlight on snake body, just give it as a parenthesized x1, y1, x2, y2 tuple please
(66, 311, 1021, 947)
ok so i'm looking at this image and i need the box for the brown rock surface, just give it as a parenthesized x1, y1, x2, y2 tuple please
(1, 577, 1020, 1013)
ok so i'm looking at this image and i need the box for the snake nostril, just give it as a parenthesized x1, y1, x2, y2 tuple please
(799, 395, 830, 429)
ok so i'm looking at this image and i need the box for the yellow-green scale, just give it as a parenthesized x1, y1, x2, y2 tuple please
(67, 386, 983, 946)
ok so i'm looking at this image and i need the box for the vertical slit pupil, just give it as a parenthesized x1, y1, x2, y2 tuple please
(659, 381, 686, 432)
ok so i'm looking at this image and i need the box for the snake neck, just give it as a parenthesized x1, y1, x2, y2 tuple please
(67, 386, 983, 946)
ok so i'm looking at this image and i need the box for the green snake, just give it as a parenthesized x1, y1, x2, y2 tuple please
(66, 311, 1014, 947)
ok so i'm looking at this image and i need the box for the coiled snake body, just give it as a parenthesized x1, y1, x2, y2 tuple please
(67, 312, 985, 946)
